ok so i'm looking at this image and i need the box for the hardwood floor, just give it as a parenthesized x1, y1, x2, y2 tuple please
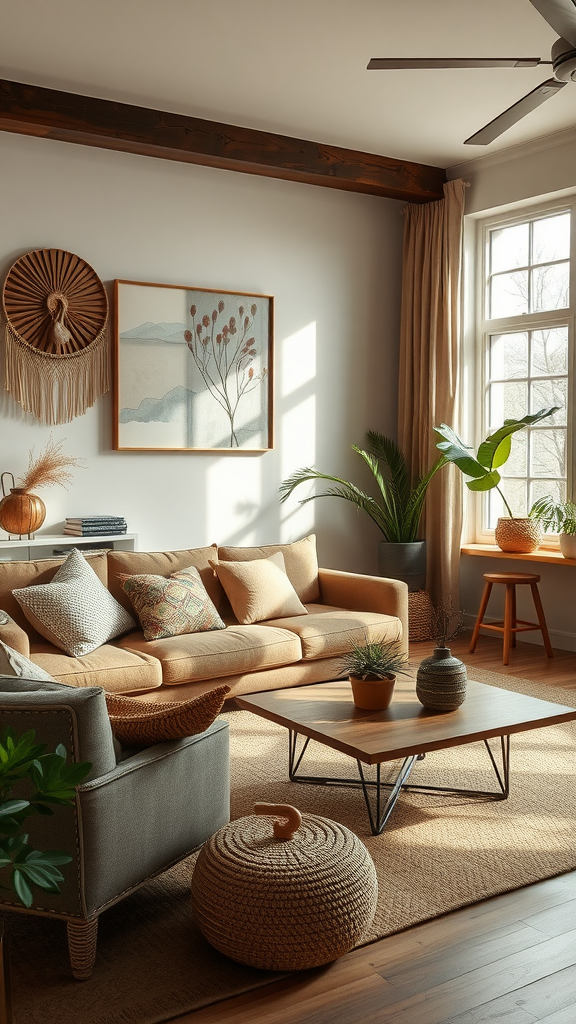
(180, 633, 576, 1024)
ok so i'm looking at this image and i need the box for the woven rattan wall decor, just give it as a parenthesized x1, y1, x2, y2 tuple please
(2, 248, 109, 424)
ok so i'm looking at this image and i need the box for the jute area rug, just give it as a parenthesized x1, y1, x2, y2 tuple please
(8, 668, 576, 1024)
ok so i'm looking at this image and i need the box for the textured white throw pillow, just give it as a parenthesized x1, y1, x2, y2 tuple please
(0, 638, 57, 682)
(12, 548, 136, 657)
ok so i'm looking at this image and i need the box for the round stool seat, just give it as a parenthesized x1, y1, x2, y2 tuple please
(483, 572, 541, 585)
(191, 802, 378, 971)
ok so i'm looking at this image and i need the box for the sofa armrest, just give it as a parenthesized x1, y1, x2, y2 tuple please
(318, 568, 409, 657)
(0, 611, 30, 658)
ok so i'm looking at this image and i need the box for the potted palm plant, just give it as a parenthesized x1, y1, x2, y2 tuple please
(434, 408, 559, 553)
(341, 636, 409, 711)
(529, 495, 576, 559)
(279, 431, 445, 590)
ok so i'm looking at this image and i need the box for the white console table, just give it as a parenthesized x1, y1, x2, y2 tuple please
(0, 533, 137, 561)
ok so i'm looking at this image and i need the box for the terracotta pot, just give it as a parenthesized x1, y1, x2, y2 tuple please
(416, 646, 467, 711)
(0, 487, 46, 538)
(349, 673, 396, 711)
(494, 517, 543, 554)
(560, 533, 576, 559)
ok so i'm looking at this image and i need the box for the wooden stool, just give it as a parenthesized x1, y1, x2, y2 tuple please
(469, 572, 553, 665)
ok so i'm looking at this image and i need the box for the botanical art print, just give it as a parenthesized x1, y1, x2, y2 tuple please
(114, 280, 273, 451)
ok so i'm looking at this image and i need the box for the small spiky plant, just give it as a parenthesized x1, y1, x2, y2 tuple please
(341, 637, 408, 681)
(17, 437, 84, 493)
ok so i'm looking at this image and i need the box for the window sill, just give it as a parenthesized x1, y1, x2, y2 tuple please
(461, 544, 576, 567)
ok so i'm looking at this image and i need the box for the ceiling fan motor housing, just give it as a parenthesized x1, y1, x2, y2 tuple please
(551, 37, 576, 81)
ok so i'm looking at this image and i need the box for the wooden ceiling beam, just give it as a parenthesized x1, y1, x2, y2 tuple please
(0, 79, 446, 204)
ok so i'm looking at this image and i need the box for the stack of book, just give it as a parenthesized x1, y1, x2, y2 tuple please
(63, 516, 128, 537)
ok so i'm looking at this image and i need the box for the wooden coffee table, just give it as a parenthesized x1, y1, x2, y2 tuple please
(236, 677, 576, 835)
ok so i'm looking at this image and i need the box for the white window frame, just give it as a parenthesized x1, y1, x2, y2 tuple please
(471, 196, 576, 546)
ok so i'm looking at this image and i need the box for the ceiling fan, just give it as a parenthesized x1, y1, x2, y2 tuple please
(367, 0, 576, 144)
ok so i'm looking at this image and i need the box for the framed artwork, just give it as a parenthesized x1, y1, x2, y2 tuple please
(113, 280, 273, 452)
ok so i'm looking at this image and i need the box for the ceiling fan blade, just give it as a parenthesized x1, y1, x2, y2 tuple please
(464, 78, 566, 144)
(529, 0, 576, 48)
(367, 57, 543, 69)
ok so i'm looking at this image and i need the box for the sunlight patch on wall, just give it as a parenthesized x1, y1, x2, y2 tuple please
(281, 322, 316, 396)
(206, 457, 261, 545)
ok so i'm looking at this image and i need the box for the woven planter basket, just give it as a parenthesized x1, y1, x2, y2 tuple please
(191, 803, 378, 971)
(408, 589, 436, 642)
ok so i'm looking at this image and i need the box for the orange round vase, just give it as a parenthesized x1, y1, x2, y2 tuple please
(0, 488, 46, 537)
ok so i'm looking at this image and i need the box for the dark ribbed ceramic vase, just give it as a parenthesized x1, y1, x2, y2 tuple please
(416, 646, 467, 711)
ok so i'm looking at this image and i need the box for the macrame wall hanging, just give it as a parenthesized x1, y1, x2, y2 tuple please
(2, 248, 109, 424)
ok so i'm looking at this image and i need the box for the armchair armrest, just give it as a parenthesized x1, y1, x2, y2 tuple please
(76, 719, 230, 916)
(318, 568, 409, 657)
(0, 610, 31, 658)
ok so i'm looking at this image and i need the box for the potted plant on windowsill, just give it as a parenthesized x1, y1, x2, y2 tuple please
(341, 636, 409, 711)
(529, 495, 576, 559)
(279, 432, 445, 591)
(434, 408, 559, 553)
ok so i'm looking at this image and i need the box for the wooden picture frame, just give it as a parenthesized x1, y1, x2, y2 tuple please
(113, 280, 273, 452)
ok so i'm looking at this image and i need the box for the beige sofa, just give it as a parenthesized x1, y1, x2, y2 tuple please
(0, 537, 408, 702)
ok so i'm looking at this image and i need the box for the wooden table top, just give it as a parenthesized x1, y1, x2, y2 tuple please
(236, 678, 576, 766)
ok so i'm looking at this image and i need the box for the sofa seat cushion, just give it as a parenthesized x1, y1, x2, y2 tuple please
(114, 624, 302, 685)
(29, 640, 163, 693)
(264, 604, 402, 661)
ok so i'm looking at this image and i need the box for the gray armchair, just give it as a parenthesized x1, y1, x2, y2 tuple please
(0, 678, 230, 978)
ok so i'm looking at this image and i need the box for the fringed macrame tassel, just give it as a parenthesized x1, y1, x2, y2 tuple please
(4, 325, 110, 425)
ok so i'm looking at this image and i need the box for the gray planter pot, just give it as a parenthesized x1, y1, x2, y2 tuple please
(378, 540, 426, 592)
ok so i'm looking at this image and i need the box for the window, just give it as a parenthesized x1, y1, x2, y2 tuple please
(474, 202, 576, 541)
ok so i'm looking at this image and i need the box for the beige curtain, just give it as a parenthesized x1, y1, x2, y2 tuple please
(398, 178, 467, 606)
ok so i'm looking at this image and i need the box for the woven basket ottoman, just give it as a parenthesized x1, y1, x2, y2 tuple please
(191, 802, 378, 971)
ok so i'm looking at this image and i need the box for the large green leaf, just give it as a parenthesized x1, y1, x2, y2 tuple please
(467, 471, 501, 491)
(434, 424, 487, 479)
(476, 409, 559, 472)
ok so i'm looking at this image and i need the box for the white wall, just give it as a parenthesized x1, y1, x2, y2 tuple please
(0, 132, 403, 575)
(449, 129, 576, 650)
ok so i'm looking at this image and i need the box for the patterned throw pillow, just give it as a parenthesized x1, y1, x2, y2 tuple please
(12, 548, 136, 658)
(118, 565, 226, 641)
(105, 685, 230, 746)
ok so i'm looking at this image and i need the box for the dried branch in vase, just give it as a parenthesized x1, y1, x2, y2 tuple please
(431, 599, 466, 649)
(18, 437, 85, 493)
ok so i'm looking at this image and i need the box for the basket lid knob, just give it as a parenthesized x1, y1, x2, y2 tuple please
(253, 802, 302, 840)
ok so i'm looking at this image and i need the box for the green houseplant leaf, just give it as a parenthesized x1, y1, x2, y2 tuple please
(279, 431, 446, 543)
(0, 726, 91, 908)
(434, 408, 560, 518)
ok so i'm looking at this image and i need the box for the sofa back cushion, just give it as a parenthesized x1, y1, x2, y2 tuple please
(0, 551, 108, 640)
(107, 545, 224, 614)
(217, 534, 320, 603)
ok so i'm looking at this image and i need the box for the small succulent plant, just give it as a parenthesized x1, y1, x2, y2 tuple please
(341, 637, 408, 681)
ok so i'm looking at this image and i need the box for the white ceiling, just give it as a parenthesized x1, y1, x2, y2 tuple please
(2, 0, 576, 170)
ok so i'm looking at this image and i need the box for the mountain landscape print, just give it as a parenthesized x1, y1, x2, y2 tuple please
(114, 281, 273, 451)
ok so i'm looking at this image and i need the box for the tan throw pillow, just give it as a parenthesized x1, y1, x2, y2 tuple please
(105, 686, 230, 746)
(217, 534, 320, 603)
(12, 548, 136, 658)
(118, 566, 226, 641)
(212, 551, 308, 625)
